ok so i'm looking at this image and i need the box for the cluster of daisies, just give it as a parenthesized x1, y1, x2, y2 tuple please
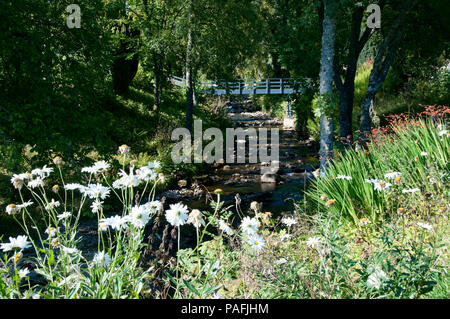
(162, 201, 234, 236)
(3, 150, 166, 281)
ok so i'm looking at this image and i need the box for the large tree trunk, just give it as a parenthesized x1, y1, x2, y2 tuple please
(185, 1, 194, 133)
(358, 0, 414, 144)
(334, 7, 373, 146)
(319, 1, 337, 176)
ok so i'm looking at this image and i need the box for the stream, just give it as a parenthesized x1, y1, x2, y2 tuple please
(159, 99, 320, 217)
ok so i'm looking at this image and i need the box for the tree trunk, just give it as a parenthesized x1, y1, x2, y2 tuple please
(185, 1, 194, 133)
(153, 54, 164, 112)
(334, 6, 373, 146)
(319, 1, 337, 176)
(358, 0, 414, 144)
(112, 23, 139, 95)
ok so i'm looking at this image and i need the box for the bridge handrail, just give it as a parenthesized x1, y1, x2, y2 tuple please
(170, 76, 311, 95)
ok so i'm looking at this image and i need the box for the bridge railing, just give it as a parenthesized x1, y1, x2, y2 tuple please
(171, 76, 308, 95)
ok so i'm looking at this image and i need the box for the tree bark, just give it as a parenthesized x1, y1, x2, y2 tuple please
(153, 54, 163, 112)
(334, 6, 374, 146)
(112, 23, 139, 95)
(319, 1, 337, 176)
(185, 0, 194, 133)
(358, 0, 414, 144)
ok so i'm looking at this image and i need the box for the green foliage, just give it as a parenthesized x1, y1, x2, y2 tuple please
(312, 91, 339, 119)
(308, 116, 449, 225)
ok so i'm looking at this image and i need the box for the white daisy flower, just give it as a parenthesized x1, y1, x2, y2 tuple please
(90, 200, 103, 214)
(360, 218, 370, 227)
(275, 258, 287, 265)
(165, 202, 189, 227)
(126, 205, 152, 228)
(61, 246, 79, 254)
(420, 152, 429, 157)
(93, 251, 111, 268)
(147, 161, 161, 169)
(118, 144, 131, 154)
(82, 183, 110, 200)
(218, 220, 234, 235)
(367, 268, 388, 290)
(281, 217, 297, 227)
(144, 200, 163, 213)
(57, 212, 71, 220)
(45, 199, 60, 211)
(10, 173, 31, 190)
(31, 165, 53, 179)
(5, 204, 19, 215)
(112, 168, 142, 189)
(373, 180, 392, 191)
(93, 160, 110, 173)
(417, 222, 433, 231)
(280, 233, 292, 241)
(98, 222, 109, 232)
(81, 164, 101, 174)
(384, 172, 402, 180)
(250, 201, 259, 211)
(137, 166, 157, 182)
(402, 188, 420, 194)
(45, 227, 58, 237)
(187, 209, 205, 228)
(306, 236, 322, 249)
(0, 235, 31, 252)
(248, 234, 266, 251)
(240, 216, 259, 235)
(28, 177, 44, 189)
(18, 268, 30, 279)
(100, 215, 128, 231)
(64, 183, 85, 191)
(17, 200, 33, 210)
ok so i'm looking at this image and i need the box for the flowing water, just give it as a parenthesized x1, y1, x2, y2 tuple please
(160, 99, 320, 217)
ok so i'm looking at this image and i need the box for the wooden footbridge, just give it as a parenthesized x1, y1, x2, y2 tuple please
(171, 76, 306, 96)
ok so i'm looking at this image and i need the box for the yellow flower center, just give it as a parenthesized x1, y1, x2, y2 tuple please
(14, 252, 22, 263)
(8, 204, 16, 208)
(254, 241, 259, 245)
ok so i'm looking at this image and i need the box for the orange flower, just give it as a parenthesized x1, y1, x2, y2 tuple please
(325, 199, 336, 207)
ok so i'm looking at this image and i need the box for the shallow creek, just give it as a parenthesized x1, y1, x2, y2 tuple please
(159, 100, 320, 217)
